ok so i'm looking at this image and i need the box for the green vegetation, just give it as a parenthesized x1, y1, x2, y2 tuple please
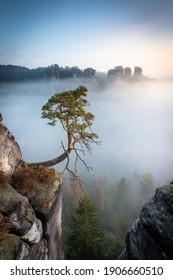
(30, 86, 99, 175)
(0, 64, 96, 82)
(62, 172, 155, 259)
(65, 195, 104, 260)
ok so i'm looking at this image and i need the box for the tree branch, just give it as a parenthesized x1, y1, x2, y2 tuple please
(28, 147, 72, 167)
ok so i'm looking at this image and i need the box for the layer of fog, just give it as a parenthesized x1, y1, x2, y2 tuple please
(0, 78, 173, 186)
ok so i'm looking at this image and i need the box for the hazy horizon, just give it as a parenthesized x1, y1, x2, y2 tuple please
(1, 63, 173, 82)
(1, 0, 173, 78)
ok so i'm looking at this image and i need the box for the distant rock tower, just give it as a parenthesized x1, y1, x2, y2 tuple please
(124, 67, 132, 79)
(134, 66, 143, 79)
(114, 66, 124, 79)
(107, 66, 124, 79)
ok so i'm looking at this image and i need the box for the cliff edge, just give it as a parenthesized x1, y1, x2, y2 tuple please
(0, 120, 22, 174)
(0, 118, 62, 259)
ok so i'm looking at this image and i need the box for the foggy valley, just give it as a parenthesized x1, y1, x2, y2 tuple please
(0, 77, 172, 186)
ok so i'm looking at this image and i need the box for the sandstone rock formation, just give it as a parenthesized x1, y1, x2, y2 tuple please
(0, 118, 62, 259)
(119, 184, 173, 259)
(134, 66, 143, 80)
(0, 122, 22, 175)
(107, 65, 143, 80)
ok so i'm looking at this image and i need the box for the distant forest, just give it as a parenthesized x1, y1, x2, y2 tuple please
(0, 64, 96, 82)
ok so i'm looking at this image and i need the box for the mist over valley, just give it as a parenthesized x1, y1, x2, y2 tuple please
(0, 77, 172, 186)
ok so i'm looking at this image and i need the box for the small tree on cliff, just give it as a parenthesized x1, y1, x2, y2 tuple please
(29, 86, 99, 174)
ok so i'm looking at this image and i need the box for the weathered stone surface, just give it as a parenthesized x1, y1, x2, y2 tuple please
(47, 183, 62, 259)
(0, 233, 48, 260)
(0, 234, 29, 260)
(120, 219, 167, 259)
(0, 122, 22, 175)
(0, 178, 62, 260)
(0, 183, 35, 235)
(0, 234, 48, 260)
(24, 180, 62, 259)
(21, 218, 43, 244)
(120, 184, 173, 259)
(14, 174, 61, 219)
(140, 185, 173, 258)
(12, 167, 62, 259)
(28, 239, 48, 260)
(16, 239, 30, 260)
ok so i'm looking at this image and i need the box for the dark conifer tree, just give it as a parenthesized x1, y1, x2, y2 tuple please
(66, 195, 104, 259)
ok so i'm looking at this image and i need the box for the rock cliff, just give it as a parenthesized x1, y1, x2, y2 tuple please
(0, 119, 62, 260)
(0, 121, 22, 174)
(119, 184, 173, 259)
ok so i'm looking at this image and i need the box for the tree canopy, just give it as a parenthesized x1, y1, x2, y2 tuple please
(29, 86, 99, 175)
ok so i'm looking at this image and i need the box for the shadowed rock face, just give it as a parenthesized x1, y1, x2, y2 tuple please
(119, 184, 173, 260)
(0, 118, 62, 260)
(0, 180, 62, 260)
(0, 183, 46, 259)
(0, 122, 22, 175)
(0, 183, 36, 236)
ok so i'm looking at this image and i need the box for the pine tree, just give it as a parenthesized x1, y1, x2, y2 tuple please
(29, 86, 99, 175)
(66, 195, 104, 259)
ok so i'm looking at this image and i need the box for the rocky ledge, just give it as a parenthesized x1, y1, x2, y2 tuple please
(119, 184, 173, 259)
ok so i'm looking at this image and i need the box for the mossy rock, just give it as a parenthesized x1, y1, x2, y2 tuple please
(12, 166, 61, 219)
(24, 179, 60, 218)
(0, 182, 30, 214)
(0, 234, 28, 260)
(0, 182, 35, 236)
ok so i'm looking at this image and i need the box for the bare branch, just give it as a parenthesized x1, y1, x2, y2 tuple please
(74, 148, 92, 172)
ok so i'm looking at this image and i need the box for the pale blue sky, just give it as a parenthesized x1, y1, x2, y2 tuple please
(1, 0, 173, 77)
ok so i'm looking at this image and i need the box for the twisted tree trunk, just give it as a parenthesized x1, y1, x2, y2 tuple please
(28, 148, 72, 167)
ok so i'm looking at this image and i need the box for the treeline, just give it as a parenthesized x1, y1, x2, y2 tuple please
(62, 172, 155, 259)
(0, 64, 96, 82)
